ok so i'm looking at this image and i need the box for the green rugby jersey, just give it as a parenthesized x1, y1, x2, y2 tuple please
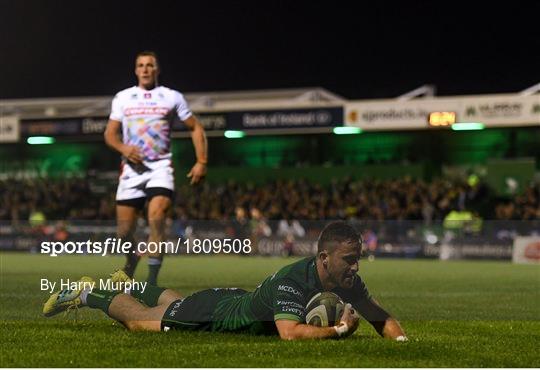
(210, 257, 390, 334)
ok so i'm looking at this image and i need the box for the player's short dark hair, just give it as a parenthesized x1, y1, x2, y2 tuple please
(135, 51, 159, 68)
(317, 221, 362, 253)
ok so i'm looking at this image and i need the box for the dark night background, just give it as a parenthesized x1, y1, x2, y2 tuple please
(1, 1, 539, 100)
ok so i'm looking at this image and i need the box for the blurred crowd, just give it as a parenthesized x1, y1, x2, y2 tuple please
(0, 177, 115, 222)
(0, 176, 539, 223)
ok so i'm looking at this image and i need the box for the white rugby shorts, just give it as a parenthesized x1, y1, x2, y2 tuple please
(116, 158, 174, 201)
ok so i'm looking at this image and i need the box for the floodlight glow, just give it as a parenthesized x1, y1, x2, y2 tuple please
(451, 123, 485, 131)
(224, 130, 245, 138)
(428, 111, 456, 126)
(27, 136, 55, 144)
(333, 127, 362, 135)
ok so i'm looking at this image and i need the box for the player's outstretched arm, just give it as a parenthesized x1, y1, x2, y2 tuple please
(104, 119, 142, 163)
(382, 317, 407, 341)
(366, 298, 408, 341)
(183, 115, 208, 184)
(275, 303, 359, 340)
(275, 320, 340, 340)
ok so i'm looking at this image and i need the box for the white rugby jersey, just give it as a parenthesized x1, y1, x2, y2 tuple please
(109, 86, 192, 161)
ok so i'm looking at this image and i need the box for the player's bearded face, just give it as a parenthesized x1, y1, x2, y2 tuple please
(327, 242, 361, 289)
(135, 55, 159, 89)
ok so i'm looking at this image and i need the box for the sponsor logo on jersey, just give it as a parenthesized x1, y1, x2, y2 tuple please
(124, 107, 170, 116)
(280, 307, 303, 316)
(277, 300, 303, 308)
(278, 285, 303, 297)
(144, 93, 152, 99)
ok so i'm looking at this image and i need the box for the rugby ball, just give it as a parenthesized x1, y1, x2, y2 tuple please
(305, 292, 345, 327)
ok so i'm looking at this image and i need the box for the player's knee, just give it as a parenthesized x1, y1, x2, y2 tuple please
(148, 197, 171, 221)
(148, 207, 167, 221)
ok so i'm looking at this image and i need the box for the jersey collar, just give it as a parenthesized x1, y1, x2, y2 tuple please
(135, 85, 159, 93)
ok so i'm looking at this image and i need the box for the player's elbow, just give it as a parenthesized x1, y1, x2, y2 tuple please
(103, 130, 110, 145)
(189, 119, 206, 135)
(277, 326, 306, 340)
(276, 325, 298, 340)
(279, 330, 297, 340)
(103, 128, 114, 145)
(104, 120, 121, 146)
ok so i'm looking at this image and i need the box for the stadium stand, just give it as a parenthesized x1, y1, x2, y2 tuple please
(1, 87, 538, 259)
(1, 175, 538, 222)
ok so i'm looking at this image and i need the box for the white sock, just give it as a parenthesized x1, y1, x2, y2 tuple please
(148, 257, 162, 266)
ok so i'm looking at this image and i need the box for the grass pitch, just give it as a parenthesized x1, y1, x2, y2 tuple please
(1, 254, 539, 367)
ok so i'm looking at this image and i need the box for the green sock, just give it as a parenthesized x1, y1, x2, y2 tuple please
(130, 285, 166, 307)
(147, 257, 162, 286)
(86, 289, 121, 314)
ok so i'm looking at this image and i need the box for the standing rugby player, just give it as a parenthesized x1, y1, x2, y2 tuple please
(104, 51, 207, 285)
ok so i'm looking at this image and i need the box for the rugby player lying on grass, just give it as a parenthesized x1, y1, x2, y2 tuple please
(43, 221, 407, 340)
